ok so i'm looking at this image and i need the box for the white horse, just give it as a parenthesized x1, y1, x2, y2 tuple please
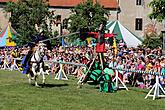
(29, 42, 48, 87)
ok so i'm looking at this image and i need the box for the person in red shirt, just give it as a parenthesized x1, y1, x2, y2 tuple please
(80, 24, 116, 70)
(80, 24, 115, 53)
(87, 31, 115, 53)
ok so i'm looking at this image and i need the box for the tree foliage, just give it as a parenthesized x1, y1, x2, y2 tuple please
(69, 0, 109, 39)
(4, 0, 55, 46)
(142, 33, 163, 49)
(148, 0, 165, 22)
(144, 0, 165, 49)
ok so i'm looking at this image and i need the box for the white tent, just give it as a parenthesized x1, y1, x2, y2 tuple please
(106, 21, 142, 47)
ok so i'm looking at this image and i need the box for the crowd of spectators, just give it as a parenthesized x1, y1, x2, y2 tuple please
(0, 42, 165, 89)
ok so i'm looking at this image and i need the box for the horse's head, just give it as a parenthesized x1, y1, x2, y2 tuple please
(37, 42, 46, 56)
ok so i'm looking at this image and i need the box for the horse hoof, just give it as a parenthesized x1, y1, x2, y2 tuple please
(35, 84, 40, 87)
(77, 85, 82, 89)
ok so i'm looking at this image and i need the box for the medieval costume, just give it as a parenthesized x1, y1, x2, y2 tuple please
(80, 25, 116, 92)
(22, 43, 35, 74)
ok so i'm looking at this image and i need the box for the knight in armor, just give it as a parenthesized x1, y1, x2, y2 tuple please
(38, 31, 52, 51)
(22, 42, 35, 74)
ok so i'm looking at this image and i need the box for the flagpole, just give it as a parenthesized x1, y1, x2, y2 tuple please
(162, 19, 165, 55)
(59, 22, 63, 48)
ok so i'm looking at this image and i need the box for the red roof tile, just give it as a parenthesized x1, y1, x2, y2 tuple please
(0, 0, 119, 9)
(0, 0, 16, 2)
(49, 0, 119, 9)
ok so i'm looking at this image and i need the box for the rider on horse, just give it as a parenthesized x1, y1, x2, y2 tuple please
(22, 42, 36, 75)
(22, 31, 51, 75)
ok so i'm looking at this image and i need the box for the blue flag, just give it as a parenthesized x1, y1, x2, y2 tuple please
(62, 38, 65, 47)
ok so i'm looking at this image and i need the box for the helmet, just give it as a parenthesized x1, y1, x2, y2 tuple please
(27, 42, 35, 49)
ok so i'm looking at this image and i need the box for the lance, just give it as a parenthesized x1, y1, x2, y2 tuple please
(20, 31, 79, 47)
(39, 32, 79, 43)
(44, 60, 87, 67)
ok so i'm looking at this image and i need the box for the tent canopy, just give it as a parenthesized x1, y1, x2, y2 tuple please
(0, 24, 17, 47)
(106, 21, 142, 47)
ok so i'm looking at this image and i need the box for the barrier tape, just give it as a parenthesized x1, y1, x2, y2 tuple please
(109, 67, 164, 76)
(1, 57, 164, 75)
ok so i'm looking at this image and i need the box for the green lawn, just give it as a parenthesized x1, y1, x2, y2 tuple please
(0, 70, 165, 110)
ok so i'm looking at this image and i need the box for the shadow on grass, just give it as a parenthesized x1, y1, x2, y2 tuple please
(31, 83, 69, 88)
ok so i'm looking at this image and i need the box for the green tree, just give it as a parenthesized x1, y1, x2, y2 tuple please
(4, 0, 55, 46)
(68, 0, 109, 41)
(143, 33, 163, 49)
(143, 0, 165, 49)
(148, 0, 165, 22)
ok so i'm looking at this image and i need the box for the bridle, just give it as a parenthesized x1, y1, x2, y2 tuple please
(32, 43, 45, 63)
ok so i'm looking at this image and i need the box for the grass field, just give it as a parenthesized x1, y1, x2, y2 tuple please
(0, 70, 165, 110)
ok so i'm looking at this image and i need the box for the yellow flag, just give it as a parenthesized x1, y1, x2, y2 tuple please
(113, 38, 118, 55)
(6, 25, 16, 46)
(86, 37, 91, 45)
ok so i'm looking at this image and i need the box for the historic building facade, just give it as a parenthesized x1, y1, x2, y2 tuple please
(0, 0, 119, 34)
(118, 0, 162, 37)
(0, 0, 163, 37)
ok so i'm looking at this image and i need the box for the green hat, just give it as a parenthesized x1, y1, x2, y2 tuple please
(103, 68, 114, 75)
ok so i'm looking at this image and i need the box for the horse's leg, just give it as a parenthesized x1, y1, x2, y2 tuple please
(42, 73, 46, 85)
(34, 75, 39, 87)
(40, 63, 45, 85)
(32, 64, 39, 87)
(27, 74, 31, 84)
(41, 70, 46, 85)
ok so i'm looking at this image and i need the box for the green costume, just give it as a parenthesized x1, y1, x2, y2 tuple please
(84, 61, 116, 93)
(99, 68, 116, 93)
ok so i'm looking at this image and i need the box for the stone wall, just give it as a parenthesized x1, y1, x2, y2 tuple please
(118, 0, 163, 37)
(0, 7, 10, 31)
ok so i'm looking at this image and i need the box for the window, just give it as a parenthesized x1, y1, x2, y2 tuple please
(56, 15, 61, 22)
(136, 0, 142, 5)
(55, 15, 61, 26)
(135, 18, 143, 31)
